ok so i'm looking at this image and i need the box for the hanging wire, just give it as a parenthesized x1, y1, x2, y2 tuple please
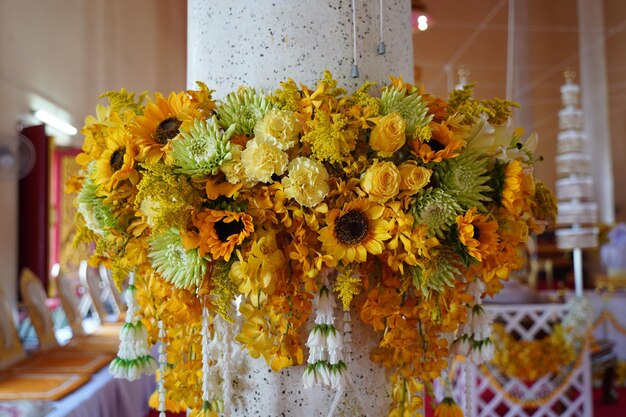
(351, 0, 359, 78)
(378, 0, 386, 54)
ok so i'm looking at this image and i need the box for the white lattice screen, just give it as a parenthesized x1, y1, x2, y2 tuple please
(449, 304, 593, 417)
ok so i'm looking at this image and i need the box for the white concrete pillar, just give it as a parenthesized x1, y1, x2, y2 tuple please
(577, 0, 615, 224)
(187, 0, 414, 95)
(186, 2, 415, 415)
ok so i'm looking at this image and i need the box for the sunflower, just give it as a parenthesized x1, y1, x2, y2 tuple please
(318, 199, 392, 263)
(195, 209, 254, 262)
(434, 397, 464, 417)
(455, 208, 499, 262)
(410, 121, 465, 164)
(92, 130, 138, 194)
(132, 91, 200, 163)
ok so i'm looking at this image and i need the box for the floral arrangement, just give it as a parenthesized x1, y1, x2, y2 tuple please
(69, 72, 555, 416)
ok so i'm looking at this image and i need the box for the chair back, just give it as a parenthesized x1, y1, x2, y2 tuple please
(99, 265, 127, 314)
(56, 273, 86, 337)
(79, 260, 110, 322)
(0, 287, 26, 369)
(19, 268, 58, 351)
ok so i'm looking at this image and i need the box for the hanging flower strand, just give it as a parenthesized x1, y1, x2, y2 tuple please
(303, 272, 347, 390)
(157, 320, 166, 417)
(109, 273, 157, 380)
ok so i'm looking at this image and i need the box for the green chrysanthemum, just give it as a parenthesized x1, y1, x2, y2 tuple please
(411, 188, 463, 239)
(76, 166, 120, 235)
(149, 228, 207, 289)
(171, 117, 235, 179)
(410, 248, 461, 297)
(380, 86, 433, 137)
(217, 88, 274, 136)
(433, 150, 491, 210)
(135, 163, 201, 235)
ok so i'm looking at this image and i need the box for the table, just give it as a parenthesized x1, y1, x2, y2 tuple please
(47, 367, 155, 417)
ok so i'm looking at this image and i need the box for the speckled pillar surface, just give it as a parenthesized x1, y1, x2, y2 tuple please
(187, 2, 412, 415)
(187, 0, 414, 95)
(231, 316, 390, 417)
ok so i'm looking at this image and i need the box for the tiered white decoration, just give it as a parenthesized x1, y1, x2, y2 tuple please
(554, 69, 599, 296)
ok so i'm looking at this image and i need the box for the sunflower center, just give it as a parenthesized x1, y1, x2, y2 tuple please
(429, 139, 445, 152)
(154, 117, 182, 144)
(473, 226, 481, 241)
(334, 210, 369, 245)
(214, 219, 245, 242)
(109, 147, 126, 172)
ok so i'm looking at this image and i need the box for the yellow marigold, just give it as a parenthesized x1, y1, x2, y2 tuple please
(241, 135, 288, 183)
(361, 161, 400, 202)
(281, 156, 329, 207)
(456, 207, 499, 262)
(369, 112, 406, 157)
(195, 209, 254, 262)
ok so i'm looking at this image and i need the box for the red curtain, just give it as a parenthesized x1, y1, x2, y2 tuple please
(18, 124, 50, 292)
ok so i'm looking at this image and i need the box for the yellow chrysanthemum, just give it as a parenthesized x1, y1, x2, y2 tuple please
(456, 207, 499, 262)
(92, 130, 138, 194)
(195, 209, 254, 262)
(318, 199, 392, 263)
(132, 91, 200, 163)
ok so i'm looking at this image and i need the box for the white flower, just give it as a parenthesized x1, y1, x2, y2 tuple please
(330, 365, 346, 390)
(306, 326, 325, 348)
(315, 288, 336, 325)
(450, 337, 471, 356)
(481, 339, 494, 361)
(302, 366, 317, 389)
(316, 363, 332, 386)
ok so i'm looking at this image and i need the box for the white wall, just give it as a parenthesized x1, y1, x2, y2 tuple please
(0, 0, 186, 306)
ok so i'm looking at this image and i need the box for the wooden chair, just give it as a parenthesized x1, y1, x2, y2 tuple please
(0, 287, 26, 369)
(79, 260, 121, 323)
(57, 270, 120, 347)
(99, 264, 127, 314)
(20, 268, 58, 351)
(56, 273, 87, 337)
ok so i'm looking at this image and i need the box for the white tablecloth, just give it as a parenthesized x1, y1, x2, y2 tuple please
(46, 367, 155, 417)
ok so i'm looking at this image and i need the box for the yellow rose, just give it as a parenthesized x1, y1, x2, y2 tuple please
(361, 161, 400, 202)
(398, 163, 432, 194)
(369, 112, 406, 157)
